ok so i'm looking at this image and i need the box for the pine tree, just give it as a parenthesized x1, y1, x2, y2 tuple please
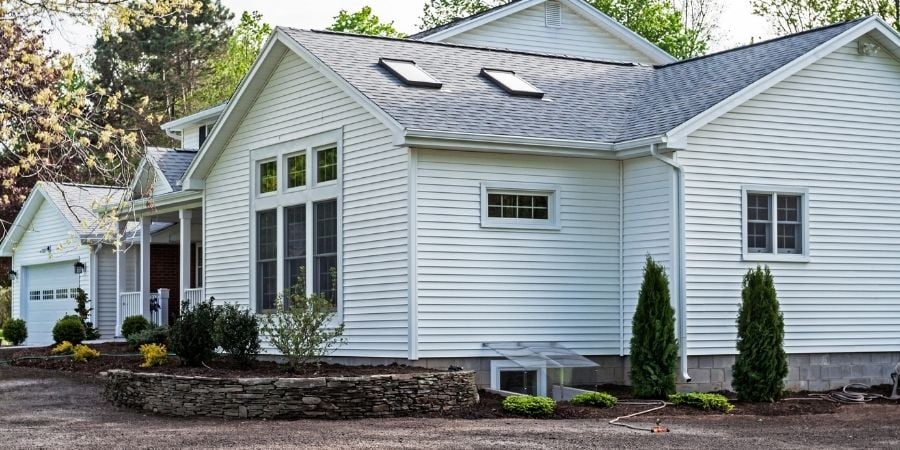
(629, 256, 678, 398)
(732, 266, 788, 402)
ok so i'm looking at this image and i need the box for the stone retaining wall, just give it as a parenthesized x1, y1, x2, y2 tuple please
(103, 369, 479, 419)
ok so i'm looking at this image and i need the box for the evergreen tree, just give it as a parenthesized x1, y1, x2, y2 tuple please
(732, 266, 788, 402)
(92, 0, 234, 145)
(629, 256, 678, 398)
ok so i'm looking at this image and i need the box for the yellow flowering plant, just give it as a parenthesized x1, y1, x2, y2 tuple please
(72, 344, 100, 362)
(51, 341, 74, 355)
(139, 343, 168, 368)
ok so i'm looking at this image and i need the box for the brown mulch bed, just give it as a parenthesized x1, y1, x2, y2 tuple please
(0, 343, 441, 378)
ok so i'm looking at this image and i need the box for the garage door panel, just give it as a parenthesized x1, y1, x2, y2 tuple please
(24, 262, 82, 345)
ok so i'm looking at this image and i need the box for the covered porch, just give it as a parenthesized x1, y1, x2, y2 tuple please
(115, 195, 203, 334)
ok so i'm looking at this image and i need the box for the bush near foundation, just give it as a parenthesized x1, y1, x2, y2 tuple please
(502, 395, 556, 417)
(213, 303, 260, 366)
(72, 344, 100, 362)
(127, 326, 168, 350)
(2, 318, 27, 345)
(570, 392, 618, 408)
(669, 392, 734, 412)
(732, 266, 788, 402)
(169, 300, 219, 366)
(52, 315, 85, 344)
(629, 256, 678, 398)
(121, 315, 151, 339)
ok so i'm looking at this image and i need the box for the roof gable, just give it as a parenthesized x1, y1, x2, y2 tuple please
(410, 0, 675, 64)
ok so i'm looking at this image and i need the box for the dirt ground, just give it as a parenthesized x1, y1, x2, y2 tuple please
(2, 366, 900, 449)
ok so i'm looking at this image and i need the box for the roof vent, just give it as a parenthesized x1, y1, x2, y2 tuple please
(545, 1, 562, 27)
(480, 68, 544, 98)
(378, 58, 442, 88)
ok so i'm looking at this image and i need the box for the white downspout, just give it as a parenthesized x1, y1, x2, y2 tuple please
(619, 160, 625, 356)
(649, 143, 691, 383)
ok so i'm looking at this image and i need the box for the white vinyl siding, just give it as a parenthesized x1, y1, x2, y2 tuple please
(181, 125, 201, 150)
(95, 244, 119, 338)
(414, 149, 620, 357)
(444, 2, 653, 63)
(203, 51, 409, 357)
(622, 156, 673, 349)
(10, 198, 91, 332)
(681, 38, 900, 355)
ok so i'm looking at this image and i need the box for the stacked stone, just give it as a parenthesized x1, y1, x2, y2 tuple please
(103, 370, 479, 419)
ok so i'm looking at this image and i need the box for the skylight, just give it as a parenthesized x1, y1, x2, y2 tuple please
(481, 68, 544, 98)
(379, 58, 442, 88)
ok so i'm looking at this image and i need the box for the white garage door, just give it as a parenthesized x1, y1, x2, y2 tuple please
(24, 262, 81, 345)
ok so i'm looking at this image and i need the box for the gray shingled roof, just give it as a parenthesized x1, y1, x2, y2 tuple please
(40, 183, 172, 238)
(146, 147, 199, 191)
(281, 18, 865, 144)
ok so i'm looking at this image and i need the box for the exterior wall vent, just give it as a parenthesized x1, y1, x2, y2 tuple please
(545, 1, 562, 27)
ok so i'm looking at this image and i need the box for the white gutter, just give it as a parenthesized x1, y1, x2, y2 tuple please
(649, 143, 690, 383)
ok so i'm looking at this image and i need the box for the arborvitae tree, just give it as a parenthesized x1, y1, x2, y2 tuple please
(629, 256, 678, 398)
(732, 266, 788, 402)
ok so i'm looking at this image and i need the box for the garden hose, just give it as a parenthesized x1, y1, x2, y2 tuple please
(802, 383, 889, 404)
(608, 401, 669, 432)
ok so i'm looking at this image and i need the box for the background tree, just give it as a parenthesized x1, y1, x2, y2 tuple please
(328, 6, 404, 37)
(418, 0, 710, 58)
(184, 11, 271, 111)
(629, 256, 678, 398)
(732, 266, 788, 402)
(752, 0, 899, 35)
(92, 0, 234, 145)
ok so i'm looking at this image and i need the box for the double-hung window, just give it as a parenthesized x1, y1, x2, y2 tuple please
(253, 131, 341, 314)
(743, 187, 808, 260)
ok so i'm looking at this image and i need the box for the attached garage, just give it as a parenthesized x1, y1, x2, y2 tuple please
(22, 262, 83, 344)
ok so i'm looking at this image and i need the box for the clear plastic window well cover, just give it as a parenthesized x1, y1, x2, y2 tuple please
(483, 342, 599, 369)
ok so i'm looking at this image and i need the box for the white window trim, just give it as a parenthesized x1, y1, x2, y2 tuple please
(257, 157, 278, 197)
(249, 129, 343, 323)
(741, 185, 810, 262)
(313, 145, 339, 187)
(490, 360, 547, 396)
(480, 182, 561, 230)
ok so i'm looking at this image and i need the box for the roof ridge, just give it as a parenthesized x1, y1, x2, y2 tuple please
(407, 0, 530, 39)
(657, 16, 870, 68)
(282, 27, 646, 67)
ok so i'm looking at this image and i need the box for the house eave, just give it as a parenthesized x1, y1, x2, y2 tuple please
(160, 104, 226, 131)
(123, 190, 203, 219)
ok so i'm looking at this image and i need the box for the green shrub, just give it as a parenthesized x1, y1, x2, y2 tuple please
(570, 392, 617, 408)
(0, 287, 11, 326)
(2, 318, 27, 345)
(169, 300, 219, 366)
(121, 315, 151, 338)
(214, 303, 260, 366)
(732, 266, 788, 402)
(52, 315, 85, 344)
(127, 326, 168, 350)
(501, 395, 556, 417)
(668, 392, 734, 413)
(73, 288, 100, 340)
(260, 277, 345, 372)
(629, 256, 678, 398)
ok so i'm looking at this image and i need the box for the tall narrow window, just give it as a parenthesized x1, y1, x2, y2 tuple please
(284, 205, 306, 294)
(259, 161, 277, 194)
(256, 210, 278, 312)
(314, 199, 338, 305)
(744, 189, 806, 257)
(198, 124, 208, 147)
(317, 147, 337, 183)
(287, 153, 306, 189)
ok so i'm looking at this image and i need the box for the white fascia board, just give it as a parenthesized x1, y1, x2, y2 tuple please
(160, 104, 226, 131)
(276, 30, 405, 135)
(181, 33, 284, 186)
(561, 0, 676, 64)
(124, 190, 203, 218)
(665, 17, 884, 143)
(402, 129, 616, 157)
(0, 188, 44, 256)
(416, 0, 544, 42)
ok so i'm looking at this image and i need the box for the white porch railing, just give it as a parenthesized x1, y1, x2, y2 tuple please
(183, 288, 205, 310)
(120, 292, 142, 322)
(119, 289, 169, 328)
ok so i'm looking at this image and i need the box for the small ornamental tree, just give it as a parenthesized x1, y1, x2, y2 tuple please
(732, 266, 788, 402)
(629, 256, 678, 398)
(73, 288, 101, 340)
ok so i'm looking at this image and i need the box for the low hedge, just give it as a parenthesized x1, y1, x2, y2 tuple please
(502, 395, 556, 417)
(570, 391, 617, 408)
(668, 392, 734, 413)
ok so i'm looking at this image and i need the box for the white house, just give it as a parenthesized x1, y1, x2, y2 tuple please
(5, 0, 900, 394)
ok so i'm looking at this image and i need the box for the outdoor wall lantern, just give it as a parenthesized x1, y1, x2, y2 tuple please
(7, 270, 17, 282)
(73, 261, 86, 275)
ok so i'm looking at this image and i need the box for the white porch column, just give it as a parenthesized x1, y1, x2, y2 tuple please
(179, 209, 192, 310)
(115, 220, 128, 336)
(140, 216, 152, 321)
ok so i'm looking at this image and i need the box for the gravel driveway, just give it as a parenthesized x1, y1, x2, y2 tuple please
(2, 366, 899, 449)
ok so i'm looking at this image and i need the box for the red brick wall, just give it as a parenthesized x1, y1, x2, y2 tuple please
(150, 244, 180, 324)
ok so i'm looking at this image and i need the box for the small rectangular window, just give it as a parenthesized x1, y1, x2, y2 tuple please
(55, 289, 69, 300)
(259, 160, 277, 194)
(481, 68, 544, 98)
(317, 147, 337, 183)
(42, 290, 54, 300)
(198, 124, 208, 147)
(488, 193, 549, 220)
(314, 199, 338, 307)
(29, 290, 41, 301)
(378, 58, 442, 88)
(256, 209, 278, 312)
(744, 189, 806, 258)
(287, 153, 306, 189)
(481, 183, 559, 229)
(284, 205, 306, 294)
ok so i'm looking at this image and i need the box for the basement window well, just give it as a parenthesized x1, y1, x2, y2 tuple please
(378, 58, 442, 88)
(481, 68, 544, 98)
(485, 342, 599, 399)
